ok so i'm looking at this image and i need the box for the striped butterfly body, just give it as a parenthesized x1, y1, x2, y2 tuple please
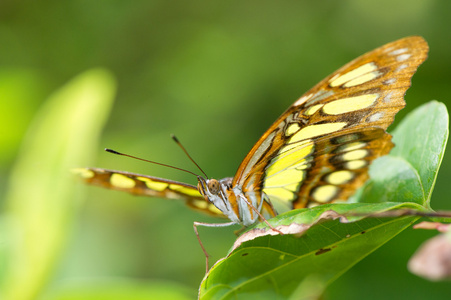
(76, 36, 428, 230)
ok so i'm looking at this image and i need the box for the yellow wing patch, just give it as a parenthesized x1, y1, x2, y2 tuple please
(326, 170, 355, 185)
(329, 62, 378, 87)
(111, 173, 136, 189)
(312, 185, 339, 203)
(322, 94, 379, 115)
(304, 104, 323, 116)
(288, 122, 348, 143)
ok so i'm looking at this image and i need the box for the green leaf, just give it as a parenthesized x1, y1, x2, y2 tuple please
(199, 101, 449, 299)
(390, 101, 449, 206)
(355, 101, 448, 208)
(0, 69, 116, 300)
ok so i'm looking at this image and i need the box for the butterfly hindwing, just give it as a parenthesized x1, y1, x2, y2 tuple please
(233, 36, 428, 210)
(262, 127, 394, 209)
(73, 168, 225, 217)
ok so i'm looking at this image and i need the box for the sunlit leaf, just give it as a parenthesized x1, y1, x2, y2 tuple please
(390, 101, 449, 206)
(0, 69, 116, 300)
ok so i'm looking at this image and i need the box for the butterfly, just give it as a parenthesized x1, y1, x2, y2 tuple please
(75, 36, 428, 258)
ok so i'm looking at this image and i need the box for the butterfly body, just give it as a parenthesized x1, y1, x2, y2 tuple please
(75, 36, 428, 229)
(197, 176, 277, 226)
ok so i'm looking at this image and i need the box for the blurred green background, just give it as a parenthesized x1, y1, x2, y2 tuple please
(1, 0, 451, 299)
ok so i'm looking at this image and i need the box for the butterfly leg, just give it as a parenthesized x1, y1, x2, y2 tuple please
(238, 194, 284, 235)
(193, 221, 237, 273)
(262, 194, 278, 218)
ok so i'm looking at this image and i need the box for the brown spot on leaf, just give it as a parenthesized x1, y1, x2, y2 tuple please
(315, 248, 331, 255)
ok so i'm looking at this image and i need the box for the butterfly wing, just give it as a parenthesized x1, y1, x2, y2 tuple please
(73, 168, 225, 217)
(232, 36, 429, 210)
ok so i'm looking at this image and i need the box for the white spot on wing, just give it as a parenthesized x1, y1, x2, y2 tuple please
(397, 53, 411, 62)
(396, 64, 408, 72)
(384, 78, 396, 85)
(305, 90, 334, 106)
(384, 91, 394, 103)
(390, 48, 408, 55)
(385, 46, 394, 53)
(294, 94, 313, 106)
(367, 112, 384, 122)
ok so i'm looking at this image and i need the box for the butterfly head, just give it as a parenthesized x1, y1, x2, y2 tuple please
(197, 177, 221, 199)
(197, 176, 241, 223)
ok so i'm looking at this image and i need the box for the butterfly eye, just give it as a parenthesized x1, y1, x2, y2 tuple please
(207, 179, 220, 194)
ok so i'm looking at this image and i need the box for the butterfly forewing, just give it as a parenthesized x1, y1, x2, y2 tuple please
(74, 168, 225, 217)
(233, 36, 428, 210)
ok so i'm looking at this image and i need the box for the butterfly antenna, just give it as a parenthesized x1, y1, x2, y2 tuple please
(105, 148, 200, 177)
(171, 134, 209, 178)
